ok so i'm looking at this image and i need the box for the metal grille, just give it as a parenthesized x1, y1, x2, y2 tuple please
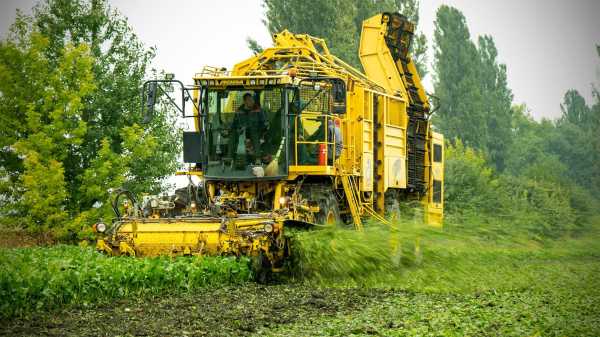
(433, 180, 442, 203)
(261, 88, 283, 112)
(298, 86, 331, 113)
(229, 92, 245, 112)
(225, 89, 282, 112)
(407, 122, 427, 193)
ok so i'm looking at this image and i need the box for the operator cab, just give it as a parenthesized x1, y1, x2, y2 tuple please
(202, 84, 288, 179)
(192, 75, 346, 180)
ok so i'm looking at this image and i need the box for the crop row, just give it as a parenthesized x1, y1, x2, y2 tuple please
(0, 245, 251, 318)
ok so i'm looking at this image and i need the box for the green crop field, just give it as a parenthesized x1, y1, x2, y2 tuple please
(2, 220, 599, 337)
(0, 246, 251, 318)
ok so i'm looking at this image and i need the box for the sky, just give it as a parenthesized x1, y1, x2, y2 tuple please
(1, 0, 599, 120)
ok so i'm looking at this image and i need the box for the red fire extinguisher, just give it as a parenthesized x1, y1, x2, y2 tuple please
(317, 144, 327, 165)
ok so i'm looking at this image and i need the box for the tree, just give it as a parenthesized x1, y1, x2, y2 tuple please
(477, 35, 513, 170)
(258, 0, 358, 66)
(560, 89, 591, 127)
(504, 105, 567, 185)
(550, 89, 600, 198)
(432, 6, 513, 171)
(0, 31, 95, 233)
(29, 0, 180, 205)
(252, 0, 428, 74)
(0, 0, 180, 237)
(432, 5, 484, 148)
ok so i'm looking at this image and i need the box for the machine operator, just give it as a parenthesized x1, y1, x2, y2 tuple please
(228, 92, 267, 165)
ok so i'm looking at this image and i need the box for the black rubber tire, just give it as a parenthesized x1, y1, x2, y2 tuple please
(315, 193, 341, 226)
(251, 251, 271, 284)
(384, 191, 401, 222)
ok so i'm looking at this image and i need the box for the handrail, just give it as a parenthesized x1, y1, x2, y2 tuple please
(292, 113, 341, 166)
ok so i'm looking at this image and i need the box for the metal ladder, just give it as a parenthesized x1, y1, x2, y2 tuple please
(340, 174, 364, 231)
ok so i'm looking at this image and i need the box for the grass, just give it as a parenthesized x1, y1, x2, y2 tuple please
(0, 245, 251, 318)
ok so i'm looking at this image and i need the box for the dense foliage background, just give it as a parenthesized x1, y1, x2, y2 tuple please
(0, 0, 181, 240)
(432, 5, 600, 238)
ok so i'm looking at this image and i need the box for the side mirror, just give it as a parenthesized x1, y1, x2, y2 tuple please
(143, 82, 158, 124)
(331, 79, 346, 114)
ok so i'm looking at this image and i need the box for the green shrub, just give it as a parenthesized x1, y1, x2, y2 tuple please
(497, 175, 575, 238)
(444, 140, 499, 214)
(444, 140, 585, 239)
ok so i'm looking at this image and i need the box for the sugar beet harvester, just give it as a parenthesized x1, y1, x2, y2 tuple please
(95, 13, 444, 277)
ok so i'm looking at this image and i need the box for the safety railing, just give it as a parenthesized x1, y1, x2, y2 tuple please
(291, 113, 342, 167)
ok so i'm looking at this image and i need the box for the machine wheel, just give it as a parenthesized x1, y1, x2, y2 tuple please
(384, 190, 401, 222)
(315, 193, 341, 226)
(251, 251, 271, 284)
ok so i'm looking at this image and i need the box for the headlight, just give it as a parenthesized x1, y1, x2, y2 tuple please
(96, 222, 107, 233)
(263, 223, 274, 232)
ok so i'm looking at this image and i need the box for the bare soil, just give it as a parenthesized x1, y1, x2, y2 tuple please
(0, 285, 388, 337)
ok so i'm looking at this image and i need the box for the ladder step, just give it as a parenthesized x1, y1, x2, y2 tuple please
(341, 175, 363, 231)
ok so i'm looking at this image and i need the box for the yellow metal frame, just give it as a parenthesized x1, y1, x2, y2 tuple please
(98, 215, 285, 258)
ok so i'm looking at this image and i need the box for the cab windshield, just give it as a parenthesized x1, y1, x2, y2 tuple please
(203, 87, 288, 179)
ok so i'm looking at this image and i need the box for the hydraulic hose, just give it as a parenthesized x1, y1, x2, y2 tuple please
(111, 189, 141, 219)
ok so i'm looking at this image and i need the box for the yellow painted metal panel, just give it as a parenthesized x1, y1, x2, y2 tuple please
(425, 131, 444, 226)
(288, 165, 335, 175)
(359, 14, 407, 99)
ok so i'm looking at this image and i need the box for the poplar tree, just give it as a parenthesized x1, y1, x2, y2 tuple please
(433, 5, 513, 170)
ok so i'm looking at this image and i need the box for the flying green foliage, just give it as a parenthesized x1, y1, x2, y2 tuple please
(0, 0, 181, 238)
(260, 226, 600, 336)
(0, 246, 251, 318)
(252, 0, 427, 74)
(289, 225, 397, 282)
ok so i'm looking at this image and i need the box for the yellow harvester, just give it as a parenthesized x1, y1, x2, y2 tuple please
(96, 13, 444, 277)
